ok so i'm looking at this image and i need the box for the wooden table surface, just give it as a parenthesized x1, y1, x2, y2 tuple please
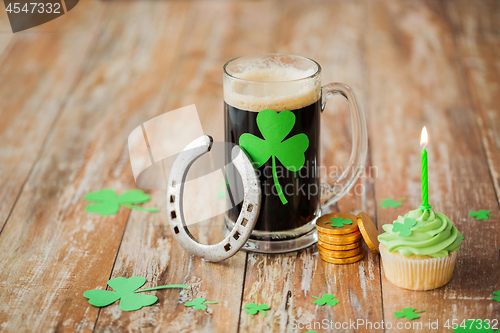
(0, 0, 499, 332)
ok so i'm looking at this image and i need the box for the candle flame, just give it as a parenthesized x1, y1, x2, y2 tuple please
(420, 126, 428, 146)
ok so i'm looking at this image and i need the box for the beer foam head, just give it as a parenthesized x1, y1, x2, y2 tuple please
(224, 55, 321, 112)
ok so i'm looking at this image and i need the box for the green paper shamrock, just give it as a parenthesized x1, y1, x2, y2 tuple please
(326, 217, 353, 228)
(312, 294, 339, 307)
(453, 319, 495, 332)
(379, 197, 406, 208)
(469, 210, 492, 220)
(394, 307, 425, 320)
(244, 303, 270, 317)
(392, 218, 417, 237)
(492, 290, 500, 302)
(83, 276, 188, 311)
(185, 297, 218, 310)
(84, 189, 159, 215)
(239, 109, 309, 205)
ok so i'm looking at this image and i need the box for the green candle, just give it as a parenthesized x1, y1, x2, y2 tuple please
(420, 127, 431, 210)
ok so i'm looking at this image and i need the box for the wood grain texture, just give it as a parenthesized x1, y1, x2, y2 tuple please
(444, 0, 500, 206)
(0, 1, 499, 332)
(95, 2, 280, 331)
(0, 1, 189, 331)
(366, 0, 500, 331)
(0, 0, 103, 232)
(238, 2, 384, 332)
(0, 7, 14, 57)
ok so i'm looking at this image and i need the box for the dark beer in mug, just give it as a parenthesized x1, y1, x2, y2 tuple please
(224, 56, 321, 239)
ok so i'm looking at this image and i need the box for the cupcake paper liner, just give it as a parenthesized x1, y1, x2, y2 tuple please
(380, 245, 457, 291)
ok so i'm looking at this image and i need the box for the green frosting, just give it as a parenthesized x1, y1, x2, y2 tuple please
(378, 208, 462, 258)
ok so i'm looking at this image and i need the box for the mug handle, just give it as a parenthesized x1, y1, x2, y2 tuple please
(320, 82, 368, 206)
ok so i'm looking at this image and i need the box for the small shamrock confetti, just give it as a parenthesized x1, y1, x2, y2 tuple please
(492, 290, 500, 302)
(392, 218, 417, 237)
(459, 233, 464, 240)
(312, 294, 339, 307)
(85, 189, 159, 215)
(379, 197, 405, 208)
(469, 210, 494, 220)
(453, 319, 495, 332)
(394, 307, 425, 320)
(244, 303, 270, 317)
(326, 217, 353, 228)
(185, 297, 218, 310)
(83, 276, 188, 311)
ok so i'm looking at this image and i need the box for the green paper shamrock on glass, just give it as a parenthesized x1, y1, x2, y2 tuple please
(392, 218, 417, 237)
(492, 290, 500, 302)
(244, 303, 270, 317)
(379, 197, 405, 208)
(84, 189, 159, 215)
(312, 294, 339, 307)
(394, 307, 425, 320)
(83, 276, 188, 311)
(452, 319, 495, 332)
(326, 217, 353, 228)
(185, 297, 218, 310)
(239, 109, 309, 205)
(469, 210, 493, 220)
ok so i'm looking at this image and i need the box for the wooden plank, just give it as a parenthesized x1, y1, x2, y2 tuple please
(94, 1, 282, 332)
(0, 0, 104, 232)
(444, 0, 500, 206)
(0, 5, 14, 57)
(238, 2, 384, 332)
(366, 0, 500, 330)
(0, 2, 190, 332)
(93, 191, 248, 333)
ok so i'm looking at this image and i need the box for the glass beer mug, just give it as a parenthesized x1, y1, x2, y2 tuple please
(223, 54, 367, 253)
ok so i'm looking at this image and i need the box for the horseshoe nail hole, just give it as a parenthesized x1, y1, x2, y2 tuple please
(233, 231, 240, 240)
(170, 211, 177, 219)
(224, 243, 231, 252)
(171, 181, 176, 187)
(247, 204, 253, 212)
(241, 218, 248, 227)
(174, 226, 179, 234)
(170, 195, 175, 203)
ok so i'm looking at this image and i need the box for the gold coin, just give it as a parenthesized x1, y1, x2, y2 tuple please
(357, 212, 380, 255)
(318, 230, 362, 245)
(317, 240, 361, 251)
(320, 248, 365, 264)
(316, 212, 359, 235)
(317, 244, 363, 258)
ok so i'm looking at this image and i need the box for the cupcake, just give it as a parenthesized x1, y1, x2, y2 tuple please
(378, 208, 462, 290)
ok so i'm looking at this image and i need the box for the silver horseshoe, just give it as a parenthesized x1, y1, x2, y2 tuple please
(166, 135, 261, 262)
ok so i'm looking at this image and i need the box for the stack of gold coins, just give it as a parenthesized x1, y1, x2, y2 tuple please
(316, 212, 366, 264)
